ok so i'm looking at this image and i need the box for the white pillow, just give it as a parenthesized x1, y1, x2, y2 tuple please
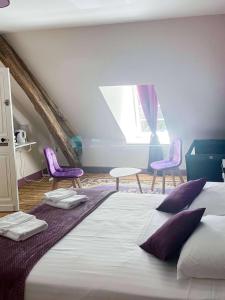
(177, 215, 225, 280)
(189, 183, 225, 215)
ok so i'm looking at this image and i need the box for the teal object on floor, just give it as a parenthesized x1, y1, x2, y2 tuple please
(70, 135, 82, 155)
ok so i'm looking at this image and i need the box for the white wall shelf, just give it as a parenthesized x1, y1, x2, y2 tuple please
(15, 141, 37, 150)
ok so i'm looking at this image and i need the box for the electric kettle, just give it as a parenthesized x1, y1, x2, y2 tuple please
(15, 130, 27, 144)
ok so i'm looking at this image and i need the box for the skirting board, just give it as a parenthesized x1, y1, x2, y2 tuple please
(18, 170, 43, 188)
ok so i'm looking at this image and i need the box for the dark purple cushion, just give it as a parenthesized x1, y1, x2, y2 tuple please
(140, 208, 205, 261)
(157, 178, 206, 213)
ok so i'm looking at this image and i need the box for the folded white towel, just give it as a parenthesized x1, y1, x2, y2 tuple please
(44, 195, 88, 209)
(4, 219, 48, 241)
(0, 211, 35, 234)
(0, 211, 48, 241)
(44, 188, 77, 202)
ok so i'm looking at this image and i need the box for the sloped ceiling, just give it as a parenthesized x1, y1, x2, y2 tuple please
(0, 0, 225, 32)
(3, 15, 225, 167)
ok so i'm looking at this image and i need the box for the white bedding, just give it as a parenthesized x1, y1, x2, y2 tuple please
(25, 187, 225, 300)
(189, 182, 225, 215)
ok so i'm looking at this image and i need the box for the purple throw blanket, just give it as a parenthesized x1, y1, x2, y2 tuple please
(0, 189, 115, 300)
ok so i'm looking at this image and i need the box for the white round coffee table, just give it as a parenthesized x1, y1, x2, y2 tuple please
(109, 167, 142, 193)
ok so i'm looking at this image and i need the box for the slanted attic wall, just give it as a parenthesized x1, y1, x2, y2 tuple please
(10, 77, 50, 179)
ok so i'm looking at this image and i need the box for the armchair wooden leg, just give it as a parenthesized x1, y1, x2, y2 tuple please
(52, 178, 59, 190)
(162, 171, 166, 194)
(76, 178, 82, 188)
(72, 179, 77, 188)
(151, 170, 157, 191)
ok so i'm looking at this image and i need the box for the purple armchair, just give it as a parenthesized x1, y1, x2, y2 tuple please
(44, 147, 84, 190)
(150, 138, 184, 194)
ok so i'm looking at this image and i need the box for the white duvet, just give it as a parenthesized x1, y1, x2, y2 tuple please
(25, 183, 225, 300)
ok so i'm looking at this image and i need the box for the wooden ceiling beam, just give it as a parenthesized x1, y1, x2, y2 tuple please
(0, 35, 80, 166)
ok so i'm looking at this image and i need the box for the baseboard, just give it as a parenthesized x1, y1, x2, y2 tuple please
(18, 170, 43, 188)
(83, 166, 113, 173)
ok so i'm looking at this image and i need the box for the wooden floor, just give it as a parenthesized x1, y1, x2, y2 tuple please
(0, 173, 186, 218)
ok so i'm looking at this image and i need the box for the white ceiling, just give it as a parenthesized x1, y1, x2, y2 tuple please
(0, 0, 225, 32)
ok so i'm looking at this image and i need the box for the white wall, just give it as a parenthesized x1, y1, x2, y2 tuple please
(10, 75, 50, 179)
(5, 15, 225, 169)
(0, 60, 53, 179)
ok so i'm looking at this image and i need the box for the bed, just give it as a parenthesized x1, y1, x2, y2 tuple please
(25, 183, 225, 300)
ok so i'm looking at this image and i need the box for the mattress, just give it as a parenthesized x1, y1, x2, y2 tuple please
(25, 186, 225, 300)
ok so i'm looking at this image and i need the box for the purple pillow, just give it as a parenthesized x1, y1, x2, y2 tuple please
(140, 208, 205, 261)
(157, 178, 206, 213)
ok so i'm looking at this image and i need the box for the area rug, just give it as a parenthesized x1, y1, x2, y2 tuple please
(80, 174, 179, 194)
(91, 183, 173, 194)
(93, 184, 173, 194)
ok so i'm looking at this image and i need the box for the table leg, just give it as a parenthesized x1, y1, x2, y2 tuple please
(136, 174, 143, 193)
(116, 177, 119, 191)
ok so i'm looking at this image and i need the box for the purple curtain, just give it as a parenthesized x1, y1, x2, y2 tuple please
(137, 85, 163, 171)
